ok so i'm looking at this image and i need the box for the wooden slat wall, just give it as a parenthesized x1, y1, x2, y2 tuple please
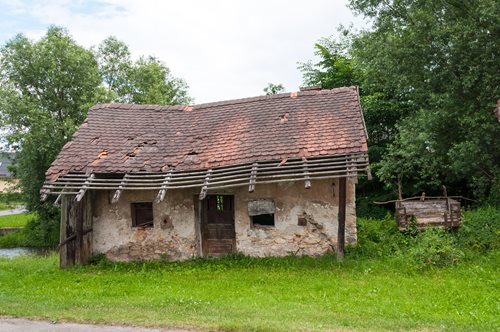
(60, 193, 93, 268)
(396, 199, 461, 229)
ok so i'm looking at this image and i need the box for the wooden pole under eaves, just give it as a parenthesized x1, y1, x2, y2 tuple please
(337, 177, 347, 261)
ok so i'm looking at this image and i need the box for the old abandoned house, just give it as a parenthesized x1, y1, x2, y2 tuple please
(42, 86, 370, 267)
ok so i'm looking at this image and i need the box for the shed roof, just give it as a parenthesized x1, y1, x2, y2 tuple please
(46, 86, 368, 182)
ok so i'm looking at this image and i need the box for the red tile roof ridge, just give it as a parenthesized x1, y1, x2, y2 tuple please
(89, 86, 358, 113)
(191, 86, 358, 110)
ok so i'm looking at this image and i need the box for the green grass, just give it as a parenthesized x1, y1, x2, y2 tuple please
(0, 213, 33, 228)
(0, 253, 498, 331)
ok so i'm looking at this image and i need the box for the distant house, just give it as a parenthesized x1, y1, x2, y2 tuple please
(0, 153, 13, 177)
(0, 153, 17, 193)
(42, 86, 370, 267)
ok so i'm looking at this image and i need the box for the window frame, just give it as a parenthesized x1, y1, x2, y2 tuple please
(131, 201, 154, 228)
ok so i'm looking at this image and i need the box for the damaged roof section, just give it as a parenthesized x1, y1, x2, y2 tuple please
(45, 86, 369, 181)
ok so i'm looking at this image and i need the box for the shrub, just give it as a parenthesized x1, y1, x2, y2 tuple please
(408, 228, 464, 269)
(347, 213, 409, 258)
(0, 230, 29, 248)
(23, 206, 60, 248)
(456, 206, 500, 252)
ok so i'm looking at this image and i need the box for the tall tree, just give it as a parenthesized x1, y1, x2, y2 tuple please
(0, 26, 100, 210)
(1, 27, 193, 246)
(350, 0, 500, 201)
(96, 39, 192, 105)
(96, 36, 132, 101)
(127, 56, 192, 105)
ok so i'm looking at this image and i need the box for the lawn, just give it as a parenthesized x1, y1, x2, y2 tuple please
(0, 253, 498, 331)
(0, 213, 33, 228)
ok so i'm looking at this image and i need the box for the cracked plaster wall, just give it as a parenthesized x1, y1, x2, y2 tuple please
(92, 189, 198, 261)
(91, 178, 356, 261)
(232, 178, 356, 257)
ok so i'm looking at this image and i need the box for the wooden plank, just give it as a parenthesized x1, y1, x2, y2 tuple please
(337, 177, 346, 261)
(59, 195, 69, 268)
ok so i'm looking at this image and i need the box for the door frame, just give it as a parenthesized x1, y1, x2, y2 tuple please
(199, 194, 236, 256)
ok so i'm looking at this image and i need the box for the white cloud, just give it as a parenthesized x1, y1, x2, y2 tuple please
(0, 0, 369, 103)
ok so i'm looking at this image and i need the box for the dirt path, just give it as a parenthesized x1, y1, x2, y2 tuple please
(0, 318, 190, 332)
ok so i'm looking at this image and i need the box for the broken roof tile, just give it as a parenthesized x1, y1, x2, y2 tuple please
(46, 86, 368, 179)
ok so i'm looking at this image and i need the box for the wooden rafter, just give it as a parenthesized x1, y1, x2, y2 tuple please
(75, 174, 95, 202)
(111, 174, 129, 204)
(41, 153, 370, 198)
(155, 170, 172, 203)
(302, 157, 311, 189)
(199, 169, 212, 200)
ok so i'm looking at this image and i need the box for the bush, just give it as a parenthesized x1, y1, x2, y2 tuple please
(0, 230, 28, 248)
(456, 206, 500, 252)
(22, 206, 60, 248)
(347, 213, 409, 258)
(408, 229, 464, 269)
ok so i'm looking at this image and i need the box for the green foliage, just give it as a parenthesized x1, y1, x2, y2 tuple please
(0, 28, 193, 247)
(350, 0, 500, 201)
(299, 34, 358, 89)
(408, 229, 464, 269)
(456, 206, 500, 253)
(0, 192, 23, 210)
(127, 56, 192, 105)
(0, 230, 28, 248)
(22, 207, 59, 248)
(347, 214, 406, 258)
(96, 37, 192, 105)
(349, 207, 499, 269)
(263, 83, 285, 95)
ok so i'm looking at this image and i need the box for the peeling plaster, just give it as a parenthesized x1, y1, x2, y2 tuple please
(91, 178, 357, 261)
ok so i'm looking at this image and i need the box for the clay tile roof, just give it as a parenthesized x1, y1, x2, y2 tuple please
(46, 86, 368, 179)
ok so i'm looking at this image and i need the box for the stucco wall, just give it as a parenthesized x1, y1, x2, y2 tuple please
(232, 178, 356, 257)
(92, 189, 198, 261)
(91, 178, 356, 261)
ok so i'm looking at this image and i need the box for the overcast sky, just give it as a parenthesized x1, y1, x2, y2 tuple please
(0, 0, 369, 104)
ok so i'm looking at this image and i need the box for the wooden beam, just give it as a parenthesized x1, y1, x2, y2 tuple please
(111, 174, 129, 204)
(155, 171, 172, 203)
(199, 169, 212, 200)
(75, 174, 94, 202)
(336, 177, 347, 261)
(302, 157, 311, 189)
(248, 163, 258, 192)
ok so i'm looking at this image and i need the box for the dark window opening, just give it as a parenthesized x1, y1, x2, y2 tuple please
(131, 202, 154, 227)
(252, 214, 275, 227)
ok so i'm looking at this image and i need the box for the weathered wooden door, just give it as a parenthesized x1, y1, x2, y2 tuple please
(60, 194, 93, 267)
(201, 195, 235, 256)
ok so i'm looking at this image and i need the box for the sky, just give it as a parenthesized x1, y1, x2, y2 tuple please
(0, 0, 369, 104)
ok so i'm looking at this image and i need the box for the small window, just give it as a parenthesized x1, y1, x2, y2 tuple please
(131, 202, 154, 227)
(252, 213, 275, 226)
(248, 199, 276, 227)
